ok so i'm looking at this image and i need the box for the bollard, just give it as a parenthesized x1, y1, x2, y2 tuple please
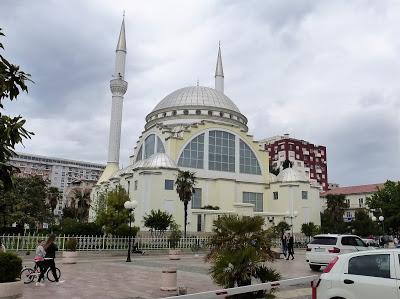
(160, 267, 177, 291)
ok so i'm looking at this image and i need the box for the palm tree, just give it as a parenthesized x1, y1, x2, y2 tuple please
(74, 189, 91, 222)
(175, 170, 196, 237)
(47, 187, 61, 214)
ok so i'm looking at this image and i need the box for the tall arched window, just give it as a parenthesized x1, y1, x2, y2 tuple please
(136, 145, 143, 162)
(209, 130, 235, 172)
(156, 136, 165, 153)
(239, 139, 261, 175)
(178, 134, 204, 169)
(144, 134, 155, 159)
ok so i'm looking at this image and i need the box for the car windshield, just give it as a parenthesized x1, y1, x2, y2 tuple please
(310, 237, 337, 245)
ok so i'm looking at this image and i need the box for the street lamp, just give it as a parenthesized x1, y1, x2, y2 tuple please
(372, 215, 385, 234)
(124, 200, 138, 262)
(285, 210, 298, 235)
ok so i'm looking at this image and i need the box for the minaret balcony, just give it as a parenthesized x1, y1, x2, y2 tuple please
(110, 79, 128, 96)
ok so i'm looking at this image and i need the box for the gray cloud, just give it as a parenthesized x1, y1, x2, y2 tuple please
(1, 0, 399, 186)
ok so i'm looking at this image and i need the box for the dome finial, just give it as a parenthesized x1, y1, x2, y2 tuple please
(215, 41, 224, 93)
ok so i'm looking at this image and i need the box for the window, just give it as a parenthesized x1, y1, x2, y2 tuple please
(165, 179, 174, 190)
(208, 111, 213, 116)
(183, 110, 189, 115)
(191, 188, 202, 209)
(310, 237, 337, 245)
(144, 134, 155, 159)
(197, 214, 202, 232)
(209, 131, 235, 172)
(348, 254, 390, 278)
(196, 110, 201, 115)
(136, 146, 143, 162)
(359, 198, 364, 208)
(127, 181, 131, 196)
(302, 191, 308, 200)
(273, 192, 278, 200)
(134, 180, 138, 190)
(156, 136, 165, 153)
(219, 112, 224, 117)
(172, 110, 177, 115)
(239, 139, 261, 175)
(345, 199, 350, 208)
(243, 192, 263, 212)
(178, 134, 205, 169)
(346, 211, 352, 218)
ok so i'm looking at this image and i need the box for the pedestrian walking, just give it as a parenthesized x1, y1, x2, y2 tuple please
(0, 239, 5, 252)
(286, 233, 294, 260)
(281, 234, 288, 258)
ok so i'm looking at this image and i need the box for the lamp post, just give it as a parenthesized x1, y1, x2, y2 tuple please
(285, 210, 298, 235)
(124, 200, 138, 262)
(372, 215, 385, 234)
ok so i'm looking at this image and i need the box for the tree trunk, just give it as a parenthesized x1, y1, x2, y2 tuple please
(184, 201, 188, 238)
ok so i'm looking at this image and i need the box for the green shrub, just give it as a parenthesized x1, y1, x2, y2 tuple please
(114, 224, 139, 237)
(169, 222, 182, 249)
(65, 238, 78, 251)
(61, 218, 103, 236)
(0, 252, 22, 283)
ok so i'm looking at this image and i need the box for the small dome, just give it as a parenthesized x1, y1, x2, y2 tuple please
(277, 168, 308, 182)
(152, 86, 241, 113)
(133, 153, 178, 170)
(268, 173, 278, 183)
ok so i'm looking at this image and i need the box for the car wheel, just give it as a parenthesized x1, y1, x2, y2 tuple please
(309, 265, 321, 271)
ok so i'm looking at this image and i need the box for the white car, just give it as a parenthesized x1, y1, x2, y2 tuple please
(306, 234, 369, 271)
(316, 249, 400, 299)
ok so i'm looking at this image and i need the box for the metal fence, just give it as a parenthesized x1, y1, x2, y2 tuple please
(0, 234, 310, 252)
(0, 234, 211, 252)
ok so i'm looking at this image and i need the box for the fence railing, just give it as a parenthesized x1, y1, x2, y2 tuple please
(0, 234, 311, 252)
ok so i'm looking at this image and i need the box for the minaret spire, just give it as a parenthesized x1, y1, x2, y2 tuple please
(99, 16, 128, 183)
(215, 41, 224, 93)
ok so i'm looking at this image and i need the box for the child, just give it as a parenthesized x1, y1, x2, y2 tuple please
(34, 239, 46, 287)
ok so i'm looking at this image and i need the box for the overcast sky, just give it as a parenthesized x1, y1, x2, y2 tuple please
(1, 0, 399, 186)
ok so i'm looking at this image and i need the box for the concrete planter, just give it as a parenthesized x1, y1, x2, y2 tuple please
(0, 280, 23, 299)
(160, 267, 177, 291)
(62, 251, 78, 264)
(168, 249, 181, 260)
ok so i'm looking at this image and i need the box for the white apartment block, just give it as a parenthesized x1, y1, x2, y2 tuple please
(10, 152, 105, 216)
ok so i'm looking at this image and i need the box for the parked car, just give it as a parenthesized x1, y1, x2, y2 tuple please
(362, 238, 379, 248)
(306, 234, 369, 271)
(316, 249, 399, 299)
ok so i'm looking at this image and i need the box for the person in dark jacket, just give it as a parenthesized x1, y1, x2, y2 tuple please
(286, 233, 295, 260)
(37, 234, 64, 286)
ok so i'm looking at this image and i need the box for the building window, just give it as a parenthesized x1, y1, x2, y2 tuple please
(178, 134, 205, 169)
(165, 179, 174, 190)
(273, 192, 278, 200)
(144, 134, 155, 159)
(136, 145, 143, 162)
(191, 188, 202, 208)
(346, 211, 352, 218)
(183, 110, 189, 115)
(127, 181, 131, 196)
(219, 112, 224, 117)
(302, 191, 308, 200)
(209, 130, 235, 172)
(172, 110, 177, 115)
(358, 198, 364, 208)
(208, 111, 213, 116)
(239, 139, 261, 175)
(156, 136, 165, 153)
(196, 110, 201, 115)
(243, 192, 263, 212)
(345, 199, 350, 208)
(134, 180, 138, 190)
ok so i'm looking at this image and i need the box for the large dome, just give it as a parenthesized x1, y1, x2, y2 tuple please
(145, 86, 248, 130)
(152, 86, 241, 113)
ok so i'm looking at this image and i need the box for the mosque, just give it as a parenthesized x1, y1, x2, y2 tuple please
(90, 18, 322, 233)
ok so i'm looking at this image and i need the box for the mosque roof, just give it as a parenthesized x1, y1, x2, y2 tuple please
(151, 86, 241, 113)
(133, 153, 178, 170)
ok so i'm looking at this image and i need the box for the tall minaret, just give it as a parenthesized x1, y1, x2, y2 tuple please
(99, 17, 128, 183)
(215, 42, 224, 93)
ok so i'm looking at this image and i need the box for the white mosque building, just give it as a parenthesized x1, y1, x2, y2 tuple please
(91, 18, 323, 233)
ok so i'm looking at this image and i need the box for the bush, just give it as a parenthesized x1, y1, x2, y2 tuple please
(0, 252, 22, 283)
(114, 224, 139, 237)
(65, 238, 78, 251)
(61, 218, 103, 236)
(169, 222, 182, 249)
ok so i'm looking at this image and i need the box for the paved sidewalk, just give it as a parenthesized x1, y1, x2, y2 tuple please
(22, 253, 316, 299)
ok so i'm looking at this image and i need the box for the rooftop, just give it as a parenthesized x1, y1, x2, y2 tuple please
(320, 183, 384, 196)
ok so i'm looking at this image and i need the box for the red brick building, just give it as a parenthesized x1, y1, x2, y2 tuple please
(260, 134, 328, 190)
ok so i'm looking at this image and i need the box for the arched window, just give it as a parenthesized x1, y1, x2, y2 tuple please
(136, 145, 143, 162)
(144, 134, 155, 159)
(172, 110, 177, 116)
(156, 136, 165, 153)
(239, 139, 261, 175)
(209, 130, 235, 172)
(208, 111, 213, 116)
(178, 134, 205, 169)
(196, 110, 201, 115)
(183, 110, 189, 115)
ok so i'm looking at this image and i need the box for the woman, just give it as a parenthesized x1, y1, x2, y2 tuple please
(281, 234, 288, 258)
(286, 233, 295, 260)
(37, 234, 64, 286)
(0, 239, 5, 253)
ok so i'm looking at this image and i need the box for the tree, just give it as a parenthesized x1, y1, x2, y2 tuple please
(95, 186, 137, 236)
(47, 187, 61, 214)
(0, 176, 53, 228)
(273, 221, 291, 238)
(75, 189, 91, 223)
(175, 170, 196, 237)
(351, 209, 378, 237)
(0, 28, 34, 190)
(301, 222, 319, 240)
(320, 194, 347, 233)
(207, 215, 275, 296)
(143, 209, 173, 237)
(367, 180, 400, 234)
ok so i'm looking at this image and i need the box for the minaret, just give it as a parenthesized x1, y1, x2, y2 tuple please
(99, 17, 128, 183)
(215, 42, 224, 93)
